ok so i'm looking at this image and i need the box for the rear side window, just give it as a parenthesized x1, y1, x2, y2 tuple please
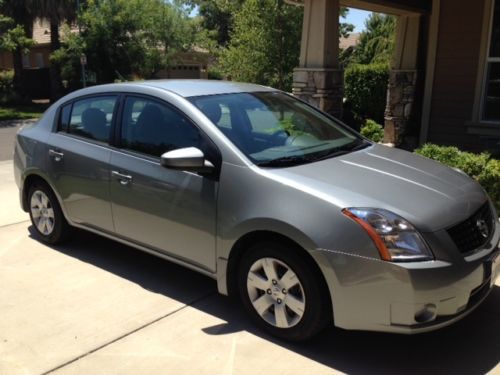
(67, 96, 118, 143)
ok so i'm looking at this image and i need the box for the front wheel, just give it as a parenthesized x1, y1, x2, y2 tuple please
(238, 242, 331, 341)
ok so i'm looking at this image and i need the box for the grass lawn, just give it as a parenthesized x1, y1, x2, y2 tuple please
(0, 103, 49, 121)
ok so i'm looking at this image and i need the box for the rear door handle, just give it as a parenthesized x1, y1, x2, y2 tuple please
(111, 171, 133, 185)
(49, 149, 64, 161)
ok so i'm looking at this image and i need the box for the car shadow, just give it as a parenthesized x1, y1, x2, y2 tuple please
(28, 226, 500, 375)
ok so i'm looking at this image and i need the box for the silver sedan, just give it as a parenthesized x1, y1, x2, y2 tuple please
(14, 80, 500, 341)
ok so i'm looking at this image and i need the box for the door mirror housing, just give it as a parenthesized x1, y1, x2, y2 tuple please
(160, 147, 214, 172)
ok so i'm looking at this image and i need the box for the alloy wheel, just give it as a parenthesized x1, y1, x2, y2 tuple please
(246, 257, 306, 329)
(30, 190, 55, 235)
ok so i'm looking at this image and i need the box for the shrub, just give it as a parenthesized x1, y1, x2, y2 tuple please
(0, 70, 14, 103)
(478, 159, 500, 212)
(415, 144, 500, 212)
(344, 63, 389, 124)
(360, 119, 384, 142)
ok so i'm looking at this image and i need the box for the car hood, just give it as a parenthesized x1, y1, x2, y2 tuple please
(265, 144, 487, 232)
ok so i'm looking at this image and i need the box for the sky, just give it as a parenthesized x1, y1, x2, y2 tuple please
(344, 8, 372, 33)
(188, 6, 372, 33)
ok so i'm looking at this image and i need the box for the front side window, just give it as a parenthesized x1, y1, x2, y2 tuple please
(191, 92, 364, 167)
(68, 96, 118, 142)
(120, 96, 201, 157)
(483, 0, 500, 121)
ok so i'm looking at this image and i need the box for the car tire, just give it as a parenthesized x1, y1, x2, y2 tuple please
(28, 182, 70, 244)
(238, 241, 331, 341)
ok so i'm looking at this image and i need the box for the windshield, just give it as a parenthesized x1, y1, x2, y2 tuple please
(190, 91, 367, 167)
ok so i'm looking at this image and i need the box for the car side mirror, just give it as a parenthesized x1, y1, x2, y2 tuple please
(160, 147, 214, 172)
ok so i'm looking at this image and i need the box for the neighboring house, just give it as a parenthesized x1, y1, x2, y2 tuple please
(289, 0, 500, 153)
(155, 47, 211, 80)
(0, 19, 210, 96)
(339, 32, 360, 50)
(0, 19, 56, 70)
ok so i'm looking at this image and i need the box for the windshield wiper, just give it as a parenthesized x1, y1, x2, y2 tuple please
(256, 140, 371, 168)
(311, 139, 371, 162)
(256, 155, 311, 168)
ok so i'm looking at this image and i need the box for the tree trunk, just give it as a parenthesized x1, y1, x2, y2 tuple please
(12, 46, 25, 101)
(12, 17, 33, 102)
(49, 19, 63, 101)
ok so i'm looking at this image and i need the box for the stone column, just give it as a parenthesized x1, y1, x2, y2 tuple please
(384, 15, 421, 145)
(292, 0, 343, 118)
(384, 70, 418, 145)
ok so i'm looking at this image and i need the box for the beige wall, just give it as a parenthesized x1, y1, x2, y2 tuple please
(0, 51, 14, 70)
(0, 45, 51, 71)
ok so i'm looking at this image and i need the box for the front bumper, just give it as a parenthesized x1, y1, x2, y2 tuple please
(314, 220, 500, 334)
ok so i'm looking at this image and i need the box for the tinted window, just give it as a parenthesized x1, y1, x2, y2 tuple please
(58, 104, 72, 132)
(120, 96, 200, 157)
(69, 96, 117, 142)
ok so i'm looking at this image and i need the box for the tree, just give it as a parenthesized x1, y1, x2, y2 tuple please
(351, 13, 396, 65)
(339, 7, 354, 38)
(53, 0, 194, 87)
(31, 0, 78, 100)
(0, 0, 34, 100)
(216, 3, 354, 90)
(0, 4, 32, 53)
(186, 0, 243, 47)
(218, 0, 303, 91)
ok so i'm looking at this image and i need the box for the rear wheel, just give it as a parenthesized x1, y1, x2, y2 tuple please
(28, 183, 70, 244)
(238, 242, 331, 341)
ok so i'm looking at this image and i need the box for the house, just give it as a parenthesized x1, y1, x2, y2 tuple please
(0, 19, 65, 71)
(339, 32, 360, 50)
(0, 19, 210, 97)
(288, 0, 500, 152)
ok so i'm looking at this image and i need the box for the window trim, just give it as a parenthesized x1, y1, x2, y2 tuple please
(479, 0, 500, 123)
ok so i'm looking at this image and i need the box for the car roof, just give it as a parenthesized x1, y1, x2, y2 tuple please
(85, 79, 278, 98)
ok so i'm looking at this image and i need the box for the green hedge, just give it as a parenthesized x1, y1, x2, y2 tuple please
(344, 63, 389, 124)
(360, 119, 384, 142)
(415, 144, 500, 212)
(0, 70, 14, 103)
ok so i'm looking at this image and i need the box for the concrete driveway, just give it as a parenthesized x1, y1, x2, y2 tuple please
(0, 120, 37, 162)
(0, 150, 499, 374)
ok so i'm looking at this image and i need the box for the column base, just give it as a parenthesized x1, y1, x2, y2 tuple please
(292, 68, 343, 118)
(384, 70, 418, 145)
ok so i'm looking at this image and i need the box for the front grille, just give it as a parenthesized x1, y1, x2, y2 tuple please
(447, 202, 494, 254)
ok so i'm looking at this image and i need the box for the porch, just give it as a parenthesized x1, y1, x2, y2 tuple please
(287, 0, 432, 147)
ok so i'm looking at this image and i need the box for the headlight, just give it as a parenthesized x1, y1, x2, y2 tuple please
(342, 208, 433, 262)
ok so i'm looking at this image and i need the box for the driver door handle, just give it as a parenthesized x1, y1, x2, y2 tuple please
(111, 171, 133, 185)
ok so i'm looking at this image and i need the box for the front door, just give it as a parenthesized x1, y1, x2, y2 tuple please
(109, 95, 218, 272)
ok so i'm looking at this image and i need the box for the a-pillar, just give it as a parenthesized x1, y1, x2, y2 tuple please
(292, 0, 343, 118)
(384, 15, 421, 145)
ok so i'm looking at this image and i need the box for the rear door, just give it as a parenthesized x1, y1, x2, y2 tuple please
(45, 95, 118, 232)
(108, 95, 219, 272)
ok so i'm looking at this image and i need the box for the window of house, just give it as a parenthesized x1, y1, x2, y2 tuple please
(35, 53, 45, 68)
(22, 54, 30, 68)
(483, 0, 500, 121)
(120, 96, 201, 157)
(68, 96, 118, 142)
